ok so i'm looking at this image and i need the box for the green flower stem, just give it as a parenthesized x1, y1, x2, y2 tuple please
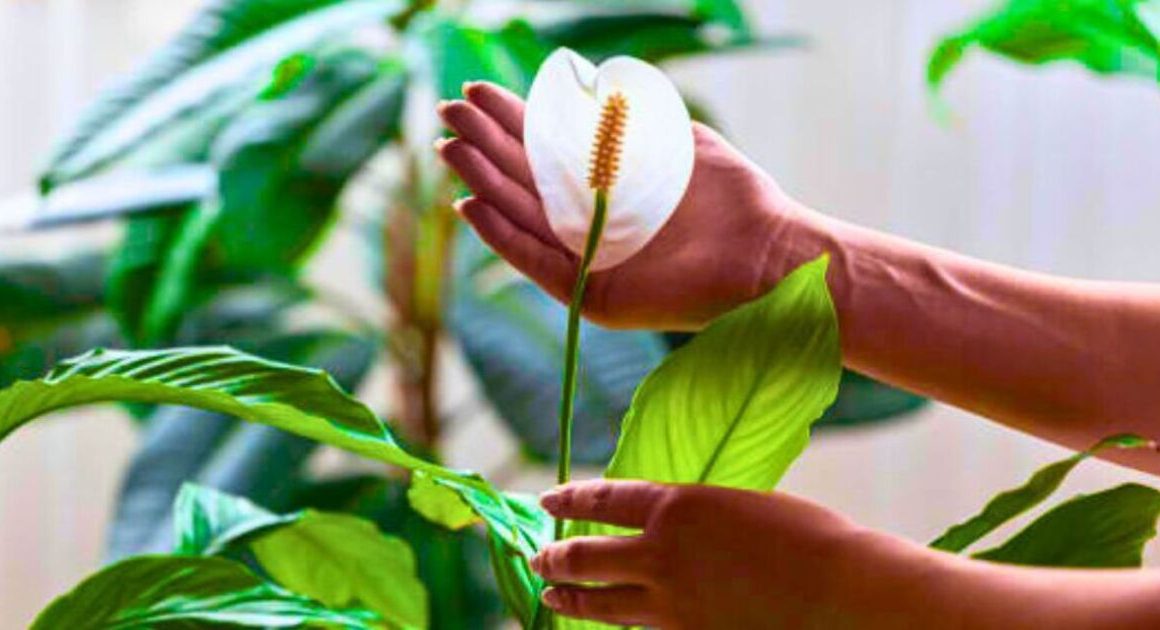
(555, 189, 609, 540)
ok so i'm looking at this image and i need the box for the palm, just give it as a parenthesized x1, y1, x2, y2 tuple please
(438, 83, 789, 331)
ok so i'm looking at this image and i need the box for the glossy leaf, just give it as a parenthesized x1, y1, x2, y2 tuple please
(31, 556, 380, 629)
(0, 346, 545, 579)
(410, 15, 546, 100)
(930, 434, 1154, 553)
(42, 0, 404, 188)
(600, 255, 840, 489)
(174, 483, 295, 556)
(253, 511, 429, 629)
(928, 0, 1160, 95)
(975, 483, 1160, 567)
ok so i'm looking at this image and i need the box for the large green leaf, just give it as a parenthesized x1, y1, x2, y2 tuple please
(176, 483, 429, 629)
(31, 556, 380, 629)
(599, 255, 840, 490)
(108, 332, 375, 559)
(451, 278, 667, 464)
(930, 434, 1154, 553)
(0, 346, 546, 577)
(409, 14, 547, 100)
(974, 483, 1160, 567)
(253, 511, 428, 629)
(211, 49, 406, 273)
(928, 0, 1160, 95)
(42, 0, 405, 189)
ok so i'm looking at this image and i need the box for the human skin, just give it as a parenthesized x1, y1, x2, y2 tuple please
(436, 81, 1160, 627)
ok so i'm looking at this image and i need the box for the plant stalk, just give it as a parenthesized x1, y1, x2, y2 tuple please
(553, 190, 609, 540)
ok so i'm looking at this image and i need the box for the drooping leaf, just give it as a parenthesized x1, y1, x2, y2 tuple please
(253, 511, 429, 629)
(0, 346, 546, 579)
(31, 556, 380, 629)
(974, 483, 1160, 567)
(451, 278, 667, 464)
(107, 332, 377, 559)
(41, 0, 405, 189)
(598, 255, 841, 490)
(928, 0, 1160, 95)
(930, 434, 1154, 553)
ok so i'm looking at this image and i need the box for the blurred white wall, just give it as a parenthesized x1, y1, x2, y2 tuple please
(5, 0, 1160, 626)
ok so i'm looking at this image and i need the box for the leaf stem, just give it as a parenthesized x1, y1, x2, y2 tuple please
(554, 190, 608, 539)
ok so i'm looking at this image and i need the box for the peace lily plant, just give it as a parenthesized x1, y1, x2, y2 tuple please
(522, 48, 695, 541)
(4, 2, 1160, 628)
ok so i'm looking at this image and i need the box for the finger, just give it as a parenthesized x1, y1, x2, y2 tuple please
(438, 99, 536, 190)
(436, 137, 556, 244)
(463, 81, 526, 138)
(456, 197, 573, 300)
(540, 480, 669, 529)
(531, 536, 655, 584)
(542, 585, 658, 627)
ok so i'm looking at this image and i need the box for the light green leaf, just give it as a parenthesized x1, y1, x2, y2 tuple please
(31, 556, 380, 629)
(408, 471, 483, 531)
(602, 255, 840, 490)
(931, 434, 1154, 553)
(928, 0, 1160, 95)
(974, 483, 1160, 567)
(42, 0, 405, 188)
(564, 256, 841, 630)
(253, 511, 429, 630)
(174, 483, 295, 556)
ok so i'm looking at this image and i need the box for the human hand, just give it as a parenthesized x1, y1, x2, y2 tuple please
(436, 82, 812, 331)
(528, 480, 871, 629)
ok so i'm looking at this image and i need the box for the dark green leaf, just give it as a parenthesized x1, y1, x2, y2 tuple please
(451, 278, 667, 464)
(974, 483, 1160, 567)
(42, 0, 405, 188)
(31, 556, 380, 629)
(930, 434, 1154, 553)
(928, 0, 1160, 95)
(816, 370, 927, 429)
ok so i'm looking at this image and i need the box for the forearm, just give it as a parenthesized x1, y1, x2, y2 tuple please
(830, 527, 1160, 629)
(770, 202, 1160, 471)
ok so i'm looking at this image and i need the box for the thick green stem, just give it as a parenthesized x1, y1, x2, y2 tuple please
(554, 190, 609, 540)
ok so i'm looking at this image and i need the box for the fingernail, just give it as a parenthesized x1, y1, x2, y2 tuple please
(462, 81, 480, 97)
(433, 137, 450, 151)
(529, 552, 543, 573)
(436, 99, 453, 113)
(541, 587, 561, 609)
(540, 489, 562, 511)
(451, 198, 468, 214)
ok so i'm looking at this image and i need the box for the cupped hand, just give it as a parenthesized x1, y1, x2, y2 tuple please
(436, 82, 806, 331)
(528, 480, 870, 629)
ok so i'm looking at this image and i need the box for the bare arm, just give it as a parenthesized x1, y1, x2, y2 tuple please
(437, 81, 1160, 473)
(532, 480, 1160, 629)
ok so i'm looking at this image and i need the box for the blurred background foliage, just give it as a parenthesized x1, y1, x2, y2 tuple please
(0, 0, 928, 625)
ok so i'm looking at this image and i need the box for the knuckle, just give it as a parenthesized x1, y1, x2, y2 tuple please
(558, 542, 589, 575)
